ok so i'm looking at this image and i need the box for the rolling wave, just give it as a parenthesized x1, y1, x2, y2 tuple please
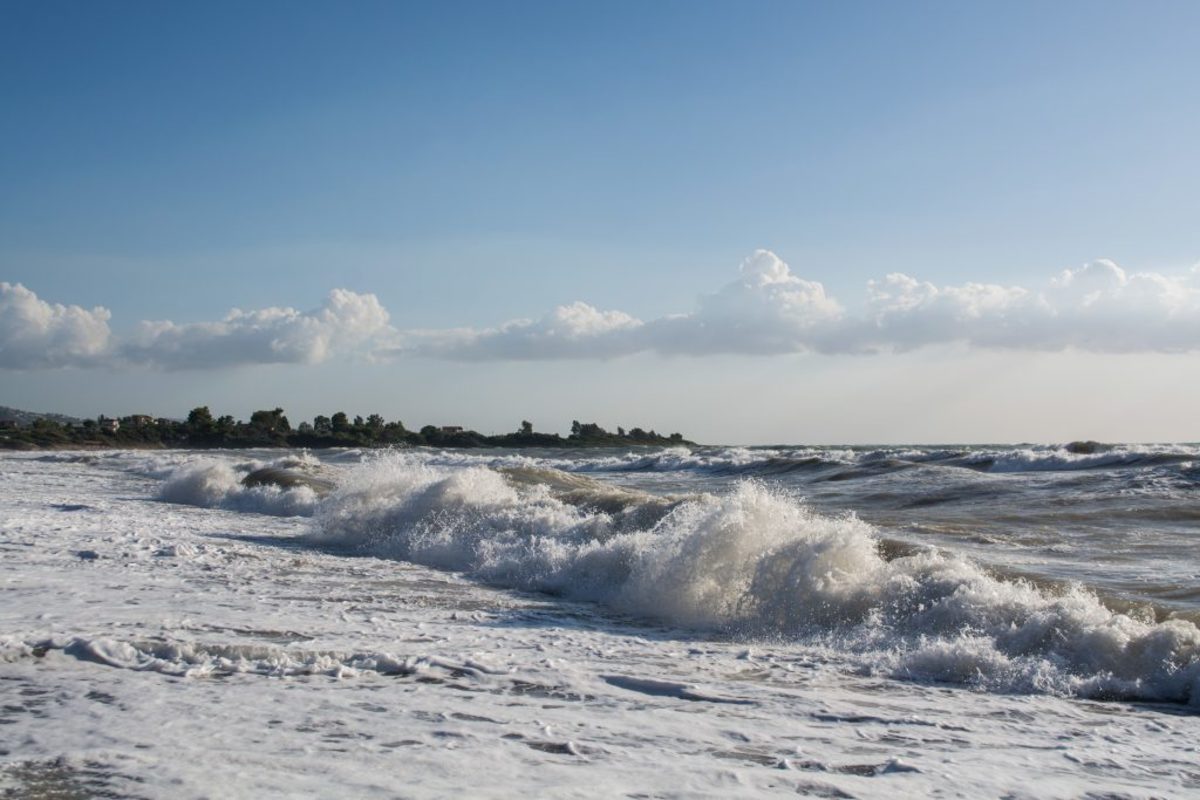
(155, 454, 331, 516)
(304, 454, 1200, 705)
(530, 443, 1200, 480)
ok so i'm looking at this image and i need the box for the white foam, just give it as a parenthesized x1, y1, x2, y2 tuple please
(310, 454, 1200, 703)
(157, 458, 321, 516)
(4, 448, 1195, 799)
(29, 634, 480, 680)
(971, 443, 1200, 473)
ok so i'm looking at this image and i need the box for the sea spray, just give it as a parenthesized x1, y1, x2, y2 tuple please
(308, 453, 1200, 703)
(157, 455, 324, 517)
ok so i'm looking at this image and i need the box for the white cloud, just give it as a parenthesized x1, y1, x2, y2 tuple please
(410, 251, 1200, 359)
(5, 253, 1200, 370)
(394, 250, 845, 360)
(860, 273, 1047, 351)
(122, 289, 392, 369)
(0, 282, 113, 368)
(861, 259, 1200, 353)
(397, 301, 643, 361)
(643, 249, 845, 355)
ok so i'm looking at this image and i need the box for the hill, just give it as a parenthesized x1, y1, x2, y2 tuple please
(0, 405, 83, 426)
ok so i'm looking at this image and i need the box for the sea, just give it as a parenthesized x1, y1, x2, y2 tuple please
(2, 444, 1198, 798)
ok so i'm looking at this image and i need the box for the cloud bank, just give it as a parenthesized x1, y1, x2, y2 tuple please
(3, 252, 1200, 369)
(864, 260, 1200, 353)
(409, 301, 644, 361)
(643, 250, 844, 356)
(123, 289, 391, 369)
(390, 250, 848, 360)
(0, 285, 390, 370)
(0, 282, 113, 368)
(396, 251, 1200, 359)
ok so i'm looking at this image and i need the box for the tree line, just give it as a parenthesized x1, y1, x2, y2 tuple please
(0, 407, 691, 450)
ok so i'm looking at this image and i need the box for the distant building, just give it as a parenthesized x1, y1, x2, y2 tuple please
(440, 426, 464, 434)
(0, 420, 18, 430)
(98, 417, 120, 433)
(128, 414, 156, 427)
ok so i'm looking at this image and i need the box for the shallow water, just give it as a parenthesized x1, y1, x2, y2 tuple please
(2, 446, 1198, 797)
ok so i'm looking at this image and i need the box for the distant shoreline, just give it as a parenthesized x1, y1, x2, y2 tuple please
(0, 438, 695, 452)
(0, 406, 695, 451)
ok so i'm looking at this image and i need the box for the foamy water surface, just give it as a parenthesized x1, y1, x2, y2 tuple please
(2, 445, 1198, 797)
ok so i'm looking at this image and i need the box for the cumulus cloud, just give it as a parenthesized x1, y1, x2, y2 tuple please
(396, 250, 845, 360)
(400, 301, 643, 361)
(0, 282, 113, 368)
(122, 289, 391, 369)
(860, 259, 1200, 353)
(861, 273, 1048, 352)
(644, 249, 844, 355)
(408, 252, 1200, 359)
(5, 253, 1200, 369)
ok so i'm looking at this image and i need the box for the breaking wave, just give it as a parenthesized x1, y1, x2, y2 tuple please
(961, 445, 1199, 474)
(437, 443, 1200, 480)
(156, 454, 329, 516)
(307, 454, 1200, 704)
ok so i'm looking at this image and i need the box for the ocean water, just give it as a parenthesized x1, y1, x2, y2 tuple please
(1, 444, 1198, 798)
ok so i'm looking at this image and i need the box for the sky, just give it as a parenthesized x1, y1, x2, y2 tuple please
(2, 0, 1199, 443)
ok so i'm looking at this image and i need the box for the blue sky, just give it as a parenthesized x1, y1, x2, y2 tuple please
(3, 1, 1199, 442)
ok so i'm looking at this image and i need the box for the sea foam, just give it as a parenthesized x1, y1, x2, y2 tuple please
(157, 456, 323, 516)
(308, 453, 1200, 703)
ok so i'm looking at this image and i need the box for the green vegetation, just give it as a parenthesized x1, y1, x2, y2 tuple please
(0, 407, 693, 450)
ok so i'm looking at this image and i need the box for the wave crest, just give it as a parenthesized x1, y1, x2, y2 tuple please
(308, 455, 1200, 704)
(157, 455, 325, 516)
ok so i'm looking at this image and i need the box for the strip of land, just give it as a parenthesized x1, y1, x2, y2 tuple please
(0, 406, 693, 450)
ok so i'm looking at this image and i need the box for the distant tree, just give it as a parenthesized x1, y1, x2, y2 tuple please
(617, 427, 626, 437)
(187, 406, 214, 431)
(366, 414, 385, 432)
(331, 412, 350, 434)
(571, 420, 581, 436)
(297, 421, 314, 434)
(520, 420, 533, 436)
(353, 415, 365, 429)
(419, 425, 439, 438)
(250, 408, 289, 433)
(576, 422, 607, 438)
(313, 415, 332, 434)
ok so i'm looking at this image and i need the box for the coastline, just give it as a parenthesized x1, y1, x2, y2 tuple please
(0, 407, 694, 452)
(0, 437, 697, 452)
